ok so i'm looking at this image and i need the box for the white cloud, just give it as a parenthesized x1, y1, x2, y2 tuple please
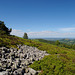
(28, 31, 75, 38)
(11, 29, 75, 38)
(28, 31, 59, 38)
(60, 27, 75, 32)
(11, 29, 24, 37)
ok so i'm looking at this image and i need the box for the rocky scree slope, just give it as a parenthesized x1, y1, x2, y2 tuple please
(0, 45, 49, 75)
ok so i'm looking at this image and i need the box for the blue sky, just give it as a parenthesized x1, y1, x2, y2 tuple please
(0, 0, 75, 38)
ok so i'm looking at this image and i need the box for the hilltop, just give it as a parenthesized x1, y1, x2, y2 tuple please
(0, 21, 75, 75)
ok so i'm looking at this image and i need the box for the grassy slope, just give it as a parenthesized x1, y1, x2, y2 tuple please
(32, 39, 55, 44)
(0, 34, 75, 75)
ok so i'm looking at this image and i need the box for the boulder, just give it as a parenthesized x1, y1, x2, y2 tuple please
(0, 71, 8, 75)
(28, 68, 37, 75)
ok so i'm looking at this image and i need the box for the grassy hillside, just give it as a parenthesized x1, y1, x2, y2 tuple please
(32, 39, 55, 45)
(0, 32, 75, 75)
(33, 39, 75, 50)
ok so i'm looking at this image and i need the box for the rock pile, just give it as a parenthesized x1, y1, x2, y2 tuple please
(0, 45, 49, 75)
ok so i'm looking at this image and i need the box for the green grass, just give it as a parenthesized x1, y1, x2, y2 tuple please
(30, 54, 75, 75)
(0, 34, 75, 75)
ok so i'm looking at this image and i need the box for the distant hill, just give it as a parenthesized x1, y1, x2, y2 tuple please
(44, 38, 64, 41)
(59, 38, 75, 45)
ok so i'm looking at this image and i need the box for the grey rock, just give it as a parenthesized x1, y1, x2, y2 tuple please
(24, 72, 31, 75)
(0, 45, 49, 75)
(0, 71, 8, 75)
(25, 68, 29, 73)
(28, 68, 37, 75)
(6, 69, 12, 72)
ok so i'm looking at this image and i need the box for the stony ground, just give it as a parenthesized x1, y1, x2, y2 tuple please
(0, 45, 49, 75)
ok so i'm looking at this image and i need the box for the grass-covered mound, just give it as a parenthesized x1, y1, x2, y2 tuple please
(0, 34, 75, 75)
(0, 33, 73, 54)
(29, 41, 75, 75)
(30, 54, 75, 75)
(0, 30, 75, 75)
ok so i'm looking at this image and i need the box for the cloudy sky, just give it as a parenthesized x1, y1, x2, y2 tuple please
(11, 28, 75, 38)
(0, 0, 75, 38)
